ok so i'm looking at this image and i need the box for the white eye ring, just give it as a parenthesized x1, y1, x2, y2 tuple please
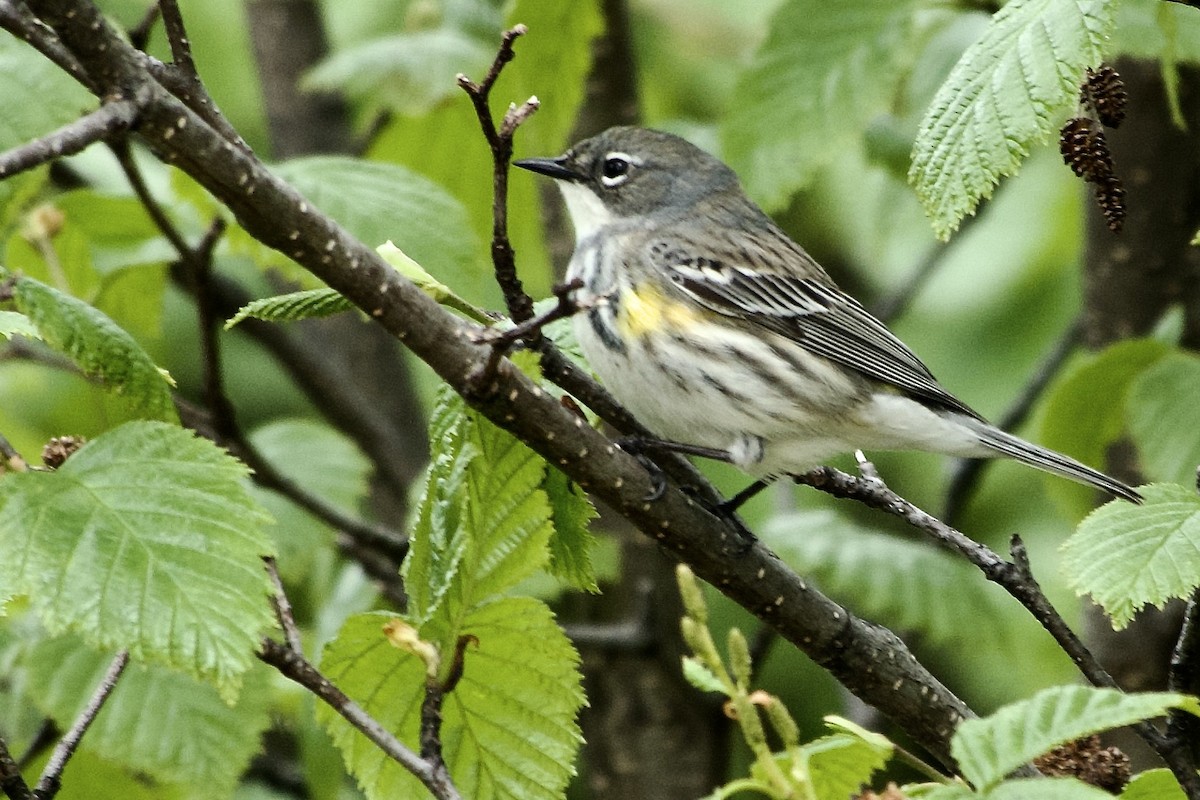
(599, 152, 634, 187)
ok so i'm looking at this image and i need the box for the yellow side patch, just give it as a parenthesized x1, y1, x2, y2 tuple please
(616, 282, 703, 339)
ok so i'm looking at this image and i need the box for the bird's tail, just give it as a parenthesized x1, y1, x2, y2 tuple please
(959, 418, 1142, 503)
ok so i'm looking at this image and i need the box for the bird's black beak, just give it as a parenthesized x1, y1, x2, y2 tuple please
(513, 155, 583, 182)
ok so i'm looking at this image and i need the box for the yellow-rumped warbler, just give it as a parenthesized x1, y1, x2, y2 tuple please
(516, 127, 1141, 503)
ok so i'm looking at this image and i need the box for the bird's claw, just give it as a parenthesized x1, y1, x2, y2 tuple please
(615, 436, 668, 501)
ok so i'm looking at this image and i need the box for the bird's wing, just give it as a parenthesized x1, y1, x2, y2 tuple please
(647, 237, 982, 419)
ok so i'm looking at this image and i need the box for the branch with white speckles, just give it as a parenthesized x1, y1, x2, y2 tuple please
(14, 0, 983, 770)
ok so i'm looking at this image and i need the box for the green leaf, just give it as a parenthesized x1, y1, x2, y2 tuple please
(952, 685, 1200, 790)
(25, 635, 272, 798)
(246, 419, 372, 584)
(918, 778, 1125, 799)
(723, 0, 921, 210)
(763, 510, 1011, 645)
(53, 750, 186, 800)
(1061, 483, 1200, 628)
(0, 309, 39, 340)
(266, 157, 486, 291)
(5, 191, 173, 342)
(1121, 768, 1186, 800)
(456, 397, 554, 607)
(1111, 0, 1200, 64)
(54, 191, 176, 275)
(913, 785, 977, 800)
(682, 655, 728, 695)
(543, 467, 599, 592)
(988, 778, 1133, 799)
(1040, 339, 1169, 518)
(0, 166, 50, 240)
(403, 384, 554, 628)
(319, 599, 584, 800)
(1127, 352, 1200, 485)
(401, 389, 476, 625)
(9, 274, 176, 421)
(0, 35, 95, 151)
(377, 241, 493, 324)
(225, 288, 354, 329)
(909, 0, 1116, 239)
(0, 421, 276, 696)
(824, 715, 895, 754)
(304, 29, 495, 116)
(802, 733, 891, 800)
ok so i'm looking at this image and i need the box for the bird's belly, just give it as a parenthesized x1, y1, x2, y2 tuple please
(572, 311, 868, 472)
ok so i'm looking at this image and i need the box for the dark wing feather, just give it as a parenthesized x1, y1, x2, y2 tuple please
(649, 237, 982, 420)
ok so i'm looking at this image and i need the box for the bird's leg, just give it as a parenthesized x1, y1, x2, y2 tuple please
(614, 435, 734, 501)
(716, 478, 774, 516)
(616, 436, 762, 551)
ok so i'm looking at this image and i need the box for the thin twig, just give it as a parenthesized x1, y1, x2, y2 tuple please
(417, 635, 477, 786)
(25, 0, 978, 760)
(458, 24, 538, 327)
(456, 25, 527, 144)
(562, 579, 656, 650)
(794, 466, 1200, 798)
(109, 140, 191, 254)
(14, 721, 57, 772)
(475, 278, 585, 351)
(871, 213, 981, 325)
(455, 25, 723, 502)
(127, 2, 160, 50)
(157, 0, 196, 78)
(142, 55, 249, 153)
(871, 247, 944, 325)
(173, 395, 409, 563)
(943, 316, 1084, 524)
(0, 737, 30, 800)
(0, 100, 138, 180)
(466, 278, 583, 393)
(351, 109, 393, 157)
(113, 144, 410, 565)
(1167, 588, 1200, 748)
(258, 639, 463, 800)
(34, 651, 129, 799)
(265, 556, 303, 654)
(0, 432, 27, 473)
(419, 684, 450, 789)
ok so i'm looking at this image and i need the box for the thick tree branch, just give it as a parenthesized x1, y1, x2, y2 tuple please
(23, 0, 974, 766)
(141, 56, 249, 153)
(112, 143, 410, 574)
(258, 639, 462, 800)
(794, 466, 1200, 796)
(34, 651, 129, 799)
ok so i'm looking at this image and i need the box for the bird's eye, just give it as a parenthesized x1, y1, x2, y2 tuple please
(599, 153, 633, 187)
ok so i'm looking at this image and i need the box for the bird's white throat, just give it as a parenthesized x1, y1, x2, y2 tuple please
(556, 181, 616, 243)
